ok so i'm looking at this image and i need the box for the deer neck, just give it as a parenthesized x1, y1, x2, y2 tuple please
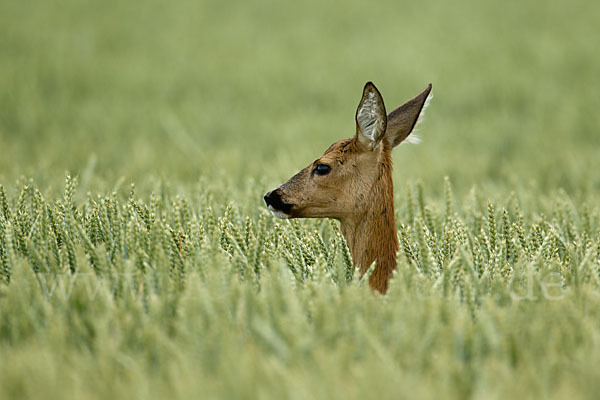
(339, 154, 399, 294)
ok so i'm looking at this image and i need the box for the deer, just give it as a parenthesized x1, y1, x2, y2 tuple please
(264, 82, 433, 294)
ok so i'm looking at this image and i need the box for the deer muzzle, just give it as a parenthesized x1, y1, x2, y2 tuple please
(264, 189, 293, 219)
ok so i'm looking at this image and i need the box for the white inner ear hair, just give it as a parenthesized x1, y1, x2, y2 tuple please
(405, 90, 434, 145)
(358, 91, 384, 143)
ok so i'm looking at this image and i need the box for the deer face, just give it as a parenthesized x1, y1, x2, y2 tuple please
(264, 82, 432, 221)
(264, 137, 385, 220)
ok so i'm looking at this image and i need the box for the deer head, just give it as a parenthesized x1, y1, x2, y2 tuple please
(264, 82, 432, 293)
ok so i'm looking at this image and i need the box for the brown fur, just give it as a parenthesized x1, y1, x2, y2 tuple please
(265, 82, 432, 294)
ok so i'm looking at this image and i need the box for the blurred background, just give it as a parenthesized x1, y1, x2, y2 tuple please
(1, 0, 598, 200)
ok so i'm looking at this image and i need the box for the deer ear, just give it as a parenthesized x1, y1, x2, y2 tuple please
(386, 84, 433, 148)
(355, 82, 387, 150)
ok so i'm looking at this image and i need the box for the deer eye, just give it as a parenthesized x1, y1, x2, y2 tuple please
(314, 164, 331, 176)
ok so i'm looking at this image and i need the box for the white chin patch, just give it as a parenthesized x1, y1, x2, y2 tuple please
(268, 205, 290, 219)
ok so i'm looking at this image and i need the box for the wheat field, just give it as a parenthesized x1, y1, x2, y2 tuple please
(1, 0, 600, 398)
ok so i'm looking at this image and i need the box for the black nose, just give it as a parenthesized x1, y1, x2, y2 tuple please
(264, 189, 292, 214)
(264, 190, 280, 207)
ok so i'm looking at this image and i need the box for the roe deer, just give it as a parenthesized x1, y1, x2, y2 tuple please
(264, 82, 432, 294)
